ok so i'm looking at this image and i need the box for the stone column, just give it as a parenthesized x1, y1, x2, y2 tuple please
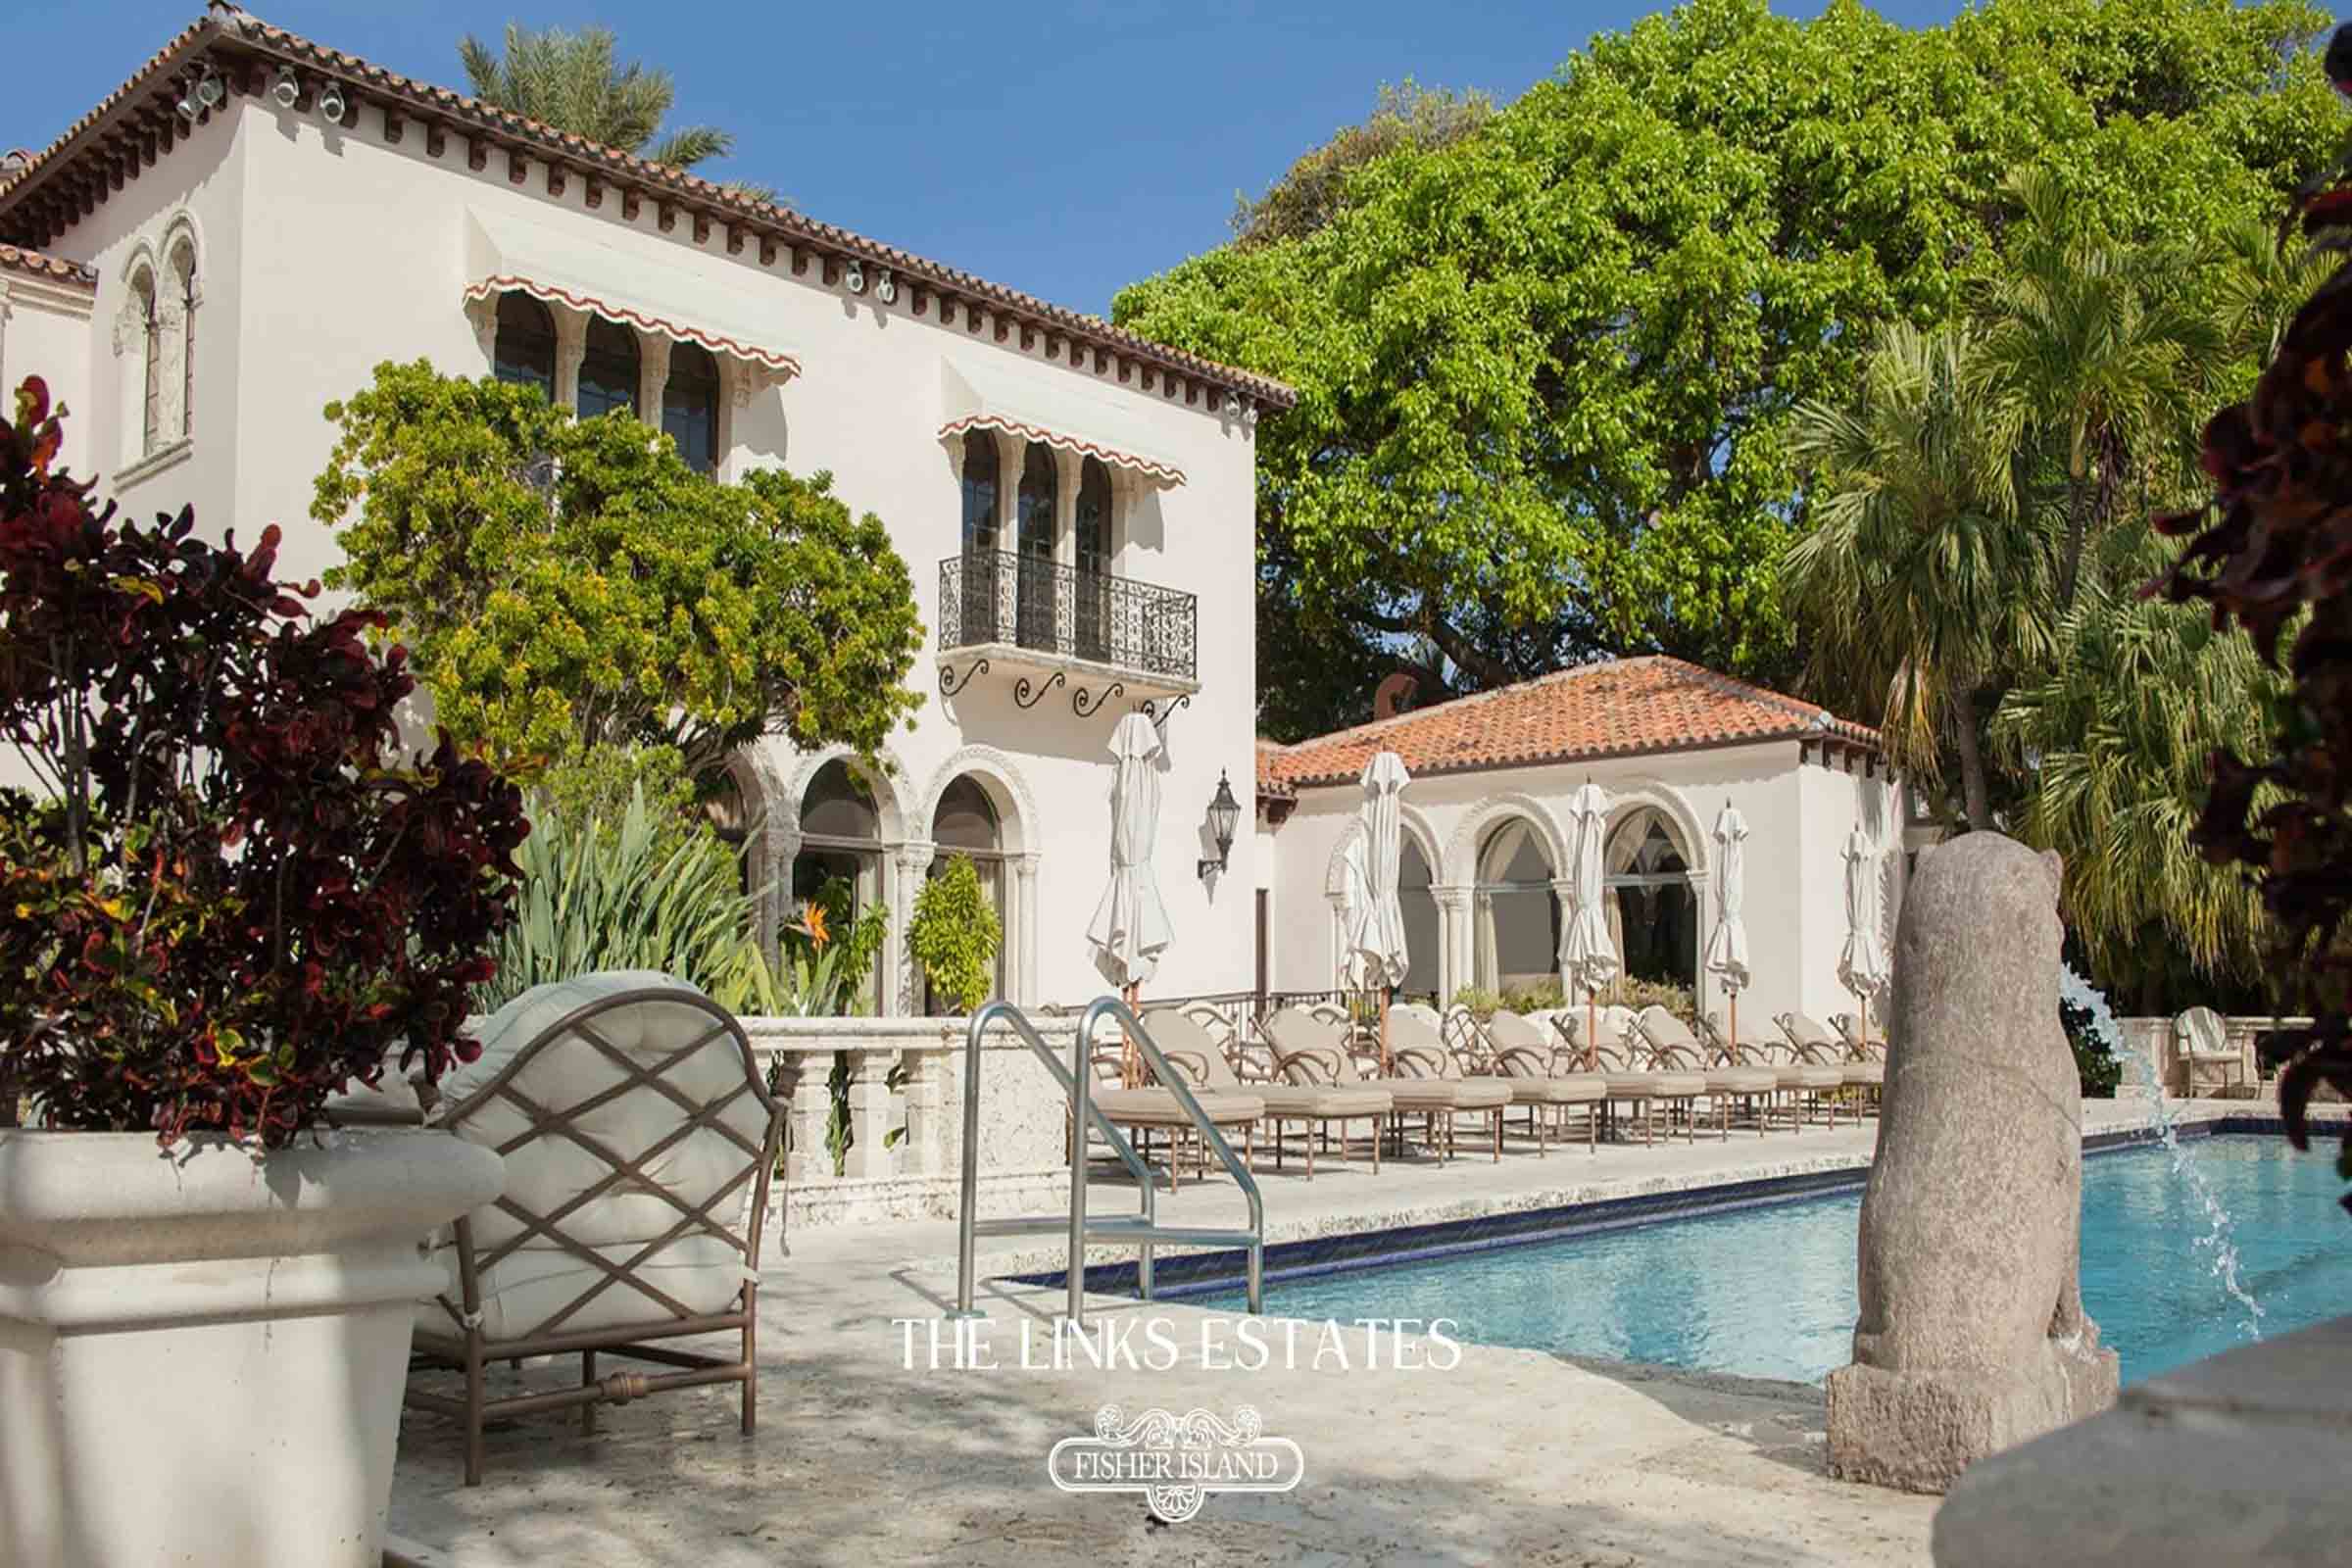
(1432, 885, 1470, 1004)
(1053, 448, 1082, 567)
(550, 306, 588, 411)
(900, 1037, 952, 1176)
(772, 1052, 832, 1187)
(1550, 878, 1581, 998)
(842, 1047, 896, 1180)
(636, 332, 671, 432)
(892, 839, 937, 1016)
(1014, 852, 1041, 1004)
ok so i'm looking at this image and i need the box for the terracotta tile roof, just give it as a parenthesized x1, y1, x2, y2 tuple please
(1253, 738, 1297, 801)
(1258, 657, 1881, 791)
(0, 4, 1296, 412)
(0, 243, 96, 286)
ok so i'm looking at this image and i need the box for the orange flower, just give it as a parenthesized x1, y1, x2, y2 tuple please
(799, 900, 830, 949)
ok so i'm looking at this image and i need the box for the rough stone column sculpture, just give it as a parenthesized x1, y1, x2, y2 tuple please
(1827, 832, 2118, 1493)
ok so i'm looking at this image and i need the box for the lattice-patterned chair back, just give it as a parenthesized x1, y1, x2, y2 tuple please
(419, 971, 781, 1345)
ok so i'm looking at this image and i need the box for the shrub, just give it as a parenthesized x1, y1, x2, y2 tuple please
(906, 856, 1002, 1014)
(1607, 976, 1697, 1022)
(0, 377, 529, 1148)
(1446, 986, 1503, 1020)
(1501, 978, 1566, 1012)
(2061, 994, 2123, 1100)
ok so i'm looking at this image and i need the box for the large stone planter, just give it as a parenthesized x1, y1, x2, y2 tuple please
(0, 1128, 505, 1567)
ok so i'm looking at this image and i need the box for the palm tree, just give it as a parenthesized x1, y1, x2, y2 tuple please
(1991, 529, 2280, 1009)
(1786, 321, 2059, 830)
(458, 24, 775, 202)
(1977, 169, 2225, 615)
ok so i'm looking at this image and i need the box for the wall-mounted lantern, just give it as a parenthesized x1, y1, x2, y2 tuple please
(1198, 769, 1240, 880)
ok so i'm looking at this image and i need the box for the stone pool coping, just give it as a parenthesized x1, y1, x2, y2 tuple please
(914, 1097, 2304, 1288)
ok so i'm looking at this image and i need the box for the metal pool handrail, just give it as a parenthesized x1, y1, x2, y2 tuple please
(1077, 997, 1265, 1323)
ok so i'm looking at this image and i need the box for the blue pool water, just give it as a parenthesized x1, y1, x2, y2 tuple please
(1198, 1135, 2352, 1385)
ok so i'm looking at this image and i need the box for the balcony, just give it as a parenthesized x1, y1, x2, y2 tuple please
(935, 551, 1199, 710)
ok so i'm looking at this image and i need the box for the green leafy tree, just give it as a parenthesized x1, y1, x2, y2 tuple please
(312, 362, 924, 798)
(1113, 0, 2340, 739)
(458, 23, 776, 203)
(1233, 80, 1494, 248)
(906, 857, 1003, 1015)
(1786, 322, 2057, 829)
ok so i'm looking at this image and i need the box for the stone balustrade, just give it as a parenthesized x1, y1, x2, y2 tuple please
(744, 1013, 1087, 1230)
(2113, 1014, 2307, 1100)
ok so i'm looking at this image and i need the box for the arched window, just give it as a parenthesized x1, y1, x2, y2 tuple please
(1474, 819, 1559, 996)
(925, 775, 1007, 1013)
(662, 341, 721, 473)
(130, 268, 162, 458)
(576, 317, 640, 419)
(957, 430, 1001, 642)
(168, 238, 196, 440)
(1399, 837, 1439, 1001)
(1075, 457, 1111, 661)
(1606, 809, 1696, 993)
(1014, 443, 1058, 650)
(492, 291, 557, 397)
(790, 760, 884, 1012)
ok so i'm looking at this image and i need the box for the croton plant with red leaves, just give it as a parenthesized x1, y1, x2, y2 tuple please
(2156, 42, 2352, 1204)
(0, 376, 530, 1149)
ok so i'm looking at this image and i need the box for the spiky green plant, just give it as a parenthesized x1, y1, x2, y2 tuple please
(1993, 532, 2282, 1006)
(478, 784, 778, 1014)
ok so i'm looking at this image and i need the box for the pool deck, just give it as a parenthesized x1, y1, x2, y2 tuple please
(384, 1097, 2274, 1568)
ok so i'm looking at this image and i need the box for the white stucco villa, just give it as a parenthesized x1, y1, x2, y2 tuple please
(1255, 658, 1912, 1034)
(0, 3, 1292, 1014)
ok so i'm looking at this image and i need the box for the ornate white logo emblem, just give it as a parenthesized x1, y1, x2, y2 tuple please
(1047, 1403, 1305, 1523)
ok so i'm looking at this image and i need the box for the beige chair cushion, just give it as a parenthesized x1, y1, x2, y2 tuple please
(1092, 1089, 1262, 1126)
(1600, 1072, 1706, 1100)
(1505, 1073, 1607, 1104)
(1706, 1066, 1781, 1096)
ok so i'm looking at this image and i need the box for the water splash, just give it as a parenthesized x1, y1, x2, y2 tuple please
(2063, 964, 2263, 1340)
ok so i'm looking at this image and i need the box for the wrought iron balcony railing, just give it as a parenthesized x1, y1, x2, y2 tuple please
(936, 551, 1198, 683)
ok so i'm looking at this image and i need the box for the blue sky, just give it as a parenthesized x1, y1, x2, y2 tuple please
(11, 0, 1962, 316)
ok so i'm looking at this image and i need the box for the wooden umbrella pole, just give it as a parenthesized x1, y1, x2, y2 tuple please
(1123, 981, 1141, 1088)
(1729, 991, 1740, 1060)
(1586, 987, 1598, 1070)
(1380, 988, 1393, 1077)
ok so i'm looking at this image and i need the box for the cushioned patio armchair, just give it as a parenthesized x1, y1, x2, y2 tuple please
(399, 972, 784, 1486)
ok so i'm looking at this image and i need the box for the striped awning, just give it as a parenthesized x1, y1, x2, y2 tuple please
(463, 207, 800, 377)
(939, 355, 1185, 485)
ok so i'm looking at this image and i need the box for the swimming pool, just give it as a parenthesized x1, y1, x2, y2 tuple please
(1194, 1134, 2352, 1386)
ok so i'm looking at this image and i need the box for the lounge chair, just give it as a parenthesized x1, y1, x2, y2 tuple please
(1559, 1006, 1706, 1145)
(398, 972, 783, 1487)
(1263, 1005, 1486, 1164)
(1775, 1012, 1873, 1126)
(2174, 1005, 2247, 1098)
(1628, 1005, 1779, 1139)
(1080, 1042, 1262, 1189)
(1447, 1005, 1607, 1154)
(1386, 1005, 1512, 1161)
(1829, 1012, 1889, 1110)
(1697, 1011, 1842, 1133)
(1142, 1005, 1388, 1179)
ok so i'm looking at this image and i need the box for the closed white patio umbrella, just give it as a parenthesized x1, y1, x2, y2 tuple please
(1560, 781, 1620, 1059)
(1705, 803, 1751, 1052)
(1838, 823, 1890, 1050)
(1087, 712, 1174, 1004)
(1346, 751, 1411, 1069)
